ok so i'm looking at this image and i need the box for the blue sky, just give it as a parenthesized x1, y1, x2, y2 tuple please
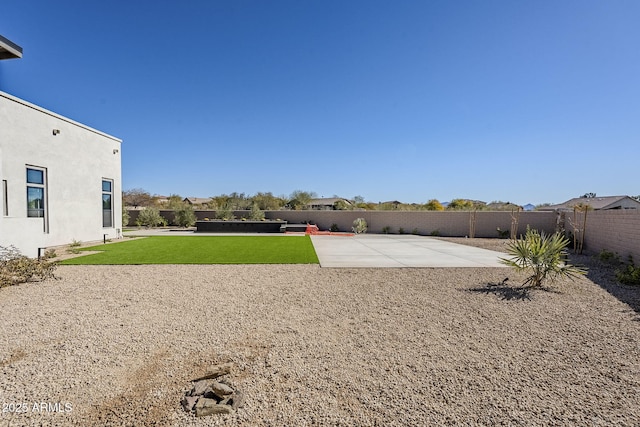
(1, 1, 639, 205)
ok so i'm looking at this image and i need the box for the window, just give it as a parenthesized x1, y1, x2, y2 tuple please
(102, 179, 113, 227)
(26, 167, 46, 218)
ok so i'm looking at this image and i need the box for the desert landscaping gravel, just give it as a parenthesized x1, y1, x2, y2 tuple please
(1, 239, 639, 426)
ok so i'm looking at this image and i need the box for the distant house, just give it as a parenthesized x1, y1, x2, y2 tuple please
(379, 200, 402, 209)
(154, 195, 170, 205)
(183, 197, 213, 206)
(308, 198, 352, 210)
(540, 196, 640, 211)
(0, 36, 122, 257)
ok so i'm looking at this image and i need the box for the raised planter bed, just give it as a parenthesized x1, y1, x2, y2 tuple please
(195, 220, 287, 233)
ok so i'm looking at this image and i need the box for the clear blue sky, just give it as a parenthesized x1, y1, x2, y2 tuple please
(2, 1, 639, 205)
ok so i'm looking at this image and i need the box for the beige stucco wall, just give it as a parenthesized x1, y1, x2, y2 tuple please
(0, 91, 122, 257)
(567, 209, 640, 261)
(126, 209, 557, 238)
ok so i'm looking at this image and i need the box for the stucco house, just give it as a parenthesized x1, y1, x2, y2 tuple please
(0, 36, 122, 257)
(540, 196, 640, 211)
(308, 198, 353, 210)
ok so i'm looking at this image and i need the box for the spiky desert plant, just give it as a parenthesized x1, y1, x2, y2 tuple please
(352, 218, 367, 234)
(500, 228, 586, 288)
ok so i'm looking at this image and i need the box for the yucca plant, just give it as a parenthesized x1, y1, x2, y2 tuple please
(500, 228, 586, 288)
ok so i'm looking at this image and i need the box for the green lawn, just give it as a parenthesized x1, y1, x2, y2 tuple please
(60, 236, 319, 265)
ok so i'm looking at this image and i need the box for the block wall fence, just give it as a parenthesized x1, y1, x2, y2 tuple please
(566, 210, 640, 262)
(127, 209, 639, 259)
(128, 209, 557, 237)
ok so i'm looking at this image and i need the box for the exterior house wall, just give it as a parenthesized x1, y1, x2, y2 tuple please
(566, 210, 640, 261)
(0, 91, 122, 257)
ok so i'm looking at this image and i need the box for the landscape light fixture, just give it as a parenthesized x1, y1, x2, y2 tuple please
(52, 129, 60, 135)
(113, 149, 119, 154)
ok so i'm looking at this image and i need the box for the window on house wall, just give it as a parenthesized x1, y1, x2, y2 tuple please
(102, 179, 113, 228)
(26, 167, 46, 218)
(2, 180, 8, 216)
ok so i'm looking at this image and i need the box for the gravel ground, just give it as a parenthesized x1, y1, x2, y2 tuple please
(1, 239, 640, 426)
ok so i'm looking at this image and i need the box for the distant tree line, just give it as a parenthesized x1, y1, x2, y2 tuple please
(123, 188, 552, 212)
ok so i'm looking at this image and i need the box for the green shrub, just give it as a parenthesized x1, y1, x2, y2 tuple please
(411, 228, 419, 235)
(249, 203, 265, 221)
(67, 240, 82, 254)
(496, 227, 510, 239)
(616, 256, 640, 286)
(174, 204, 196, 227)
(382, 226, 392, 234)
(136, 207, 167, 227)
(216, 205, 235, 220)
(352, 218, 367, 234)
(430, 230, 440, 236)
(330, 223, 340, 232)
(0, 245, 57, 288)
(597, 249, 621, 265)
(44, 249, 57, 259)
(122, 207, 131, 227)
(500, 228, 586, 288)
(398, 227, 405, 234)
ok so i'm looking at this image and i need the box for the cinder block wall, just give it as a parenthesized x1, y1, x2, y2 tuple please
(260, 211, 557, 237)
(566, 210, 640, 261)
(127, 209, 556, 237)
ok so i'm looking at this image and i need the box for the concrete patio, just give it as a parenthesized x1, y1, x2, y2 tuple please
(310, 234, 509, 268)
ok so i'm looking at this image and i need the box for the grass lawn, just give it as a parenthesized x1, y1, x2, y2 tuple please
(60, 236, 319, 265)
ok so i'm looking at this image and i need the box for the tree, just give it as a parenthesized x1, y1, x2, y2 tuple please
(123, 188, 155, 208)
(216, 204, 235, 220)
(333, 200, 351, 210)
(424, 199, 444, 211)
(174, 203, 196, 227)
(122, 206, 130, 227)
(500, 228, 586, 288)
(447, 199, 475, 210)
(248, 203, 265, 220)
(353, 195, 365, 205)
(288, 190, 316, 210)
(251, 192, 287, 210)
(135, 207, 166, 227)
(581, 192, 596, 198)
(166, 194, 184, 210)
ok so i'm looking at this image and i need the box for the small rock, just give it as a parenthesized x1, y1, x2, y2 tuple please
(231, 391, 245, 410)
(181, 396, 199, 412)
(195, 398, 234, 417)
(211, 381, 234, 398)
(195, 362, 234, 380)
(190, 379, 211, 396)
(203, 387, 222, 402)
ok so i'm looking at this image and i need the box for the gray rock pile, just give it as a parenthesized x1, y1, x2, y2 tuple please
(181, 362, 244, 417)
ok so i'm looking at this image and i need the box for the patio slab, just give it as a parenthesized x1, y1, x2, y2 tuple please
(310, 234, 509, 268)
